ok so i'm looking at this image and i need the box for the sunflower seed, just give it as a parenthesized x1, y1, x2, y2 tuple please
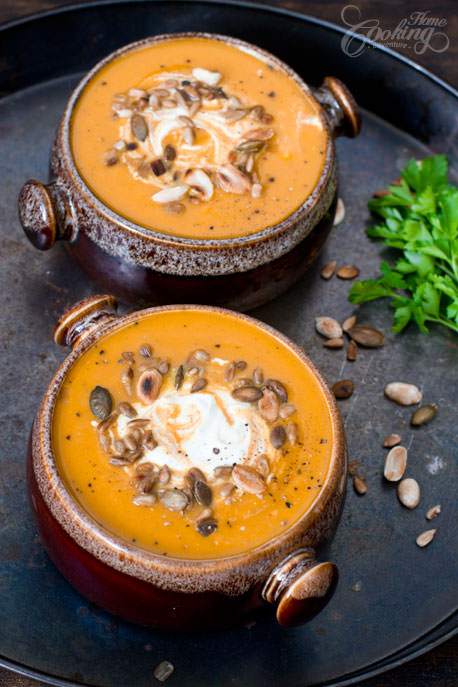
(175, 365, 184, 390)
(383, 433, 402, 448)
(166, 201, 185, 215)
(353, 475, 367, 495)
(96, 411, 118, 433)
(384, 446, 407, 482)
(131, 113, 148, 141)
(135, 462, 155, 475)
(337, 265, 359, 279)
(140, 343, 152, 358)
(411, 404, 437, 426)
(232, 464, 266, 494)
(219, 483, 235, 498)
(279, 404, 296, 419)
(332, 379, 354, 399)
(397, 478, 420, 509)
(416, 529, 436, 548)
(153, 659, 174, 683)
(270, 424, 286, 449)
(321, 261, 336, 280)
(258, 388, 279, 422)
(160, 489, 189, 511)
(89, 386, 113, 420)
(194, 349, 210, 362)
(121, 351, 135, 362)
(251, 183, 262, 198)
(348, 459, 359, 476)
(103, 150, 118, 166)
(213, 466, 233, 479)
(385, 382, 422, 406)
(183, 127, 195, 145)
(286, 422, 298, 445)
(99, 433, 111, 452)
(157, 465, 171, 486)
(232, 386, 263, 402)
(134, 474, 155, 493)
(241, 127, 274, 142)
(333, 198, 345, 225)
(137, 369, 162, 403)
(221, 108, 248, 122)
(253, 367, 264, 384)
(133, 493, 156, 507)
(324, 337, 344, 349)
(426, 504, 441, 520)
(110, 457, 130, 466)
(342, 315, 357, 332)
(162, 98, 177, 108)
(118, 402, 137, 418)
(235, 360, 247, 370)
(142, 430, 157, 450)
(347, 340, 358, 361)
(348, 325, 385, 348)
(315, 317, 343, 339)
(255, 454, 270, 477)
(191, 377, 207, 393)
(265, 379, 288, 403)
(236, 139, 265, 154)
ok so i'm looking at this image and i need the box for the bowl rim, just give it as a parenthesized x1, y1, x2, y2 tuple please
(34, 303, 346, 585)
(60, 31, 334, 249)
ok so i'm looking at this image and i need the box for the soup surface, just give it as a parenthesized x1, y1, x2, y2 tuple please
(70, 36, 327, 239)
(52, 310, 333, 559)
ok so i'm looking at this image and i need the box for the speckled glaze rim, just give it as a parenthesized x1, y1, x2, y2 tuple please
(60, 31, 335, 251)
(33, 304, 346, 594)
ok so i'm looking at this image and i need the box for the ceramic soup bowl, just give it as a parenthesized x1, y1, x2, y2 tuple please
(19, 33, 360, 310)
(28, 295, 347, 629)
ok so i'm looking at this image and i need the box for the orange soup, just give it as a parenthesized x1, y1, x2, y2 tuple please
(52, 310, 333, 559)
(70, 36, 327, 239)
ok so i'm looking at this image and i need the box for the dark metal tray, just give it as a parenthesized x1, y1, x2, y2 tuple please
(0, 2, 457, 686)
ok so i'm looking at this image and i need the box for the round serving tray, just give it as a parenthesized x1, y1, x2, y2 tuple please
(0, 2, 457, 686)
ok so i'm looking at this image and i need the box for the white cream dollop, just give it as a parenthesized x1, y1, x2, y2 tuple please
(116, 388, 269, 476)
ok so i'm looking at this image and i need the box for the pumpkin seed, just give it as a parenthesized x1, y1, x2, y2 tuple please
(137, 369, 162, 403)
(270, 425, 286, 449)
(133, 493, 156, 507)
(158, 466, 171, 485)
(118, 402, 137, 418)
(232, 386, 263, 402)
(348, 325, 384, 347)
(324, 337, 344, 349)
(333, 198, 345, 225)
(265, 379, 288, 403)
(416, 529, 436, 548)
(191, 377, 207, 393)
(337, 265, 359, 279)
(140, 343, 152, 358)
(347, 340, 358, 361)
(385, 382, 422, 406)
(232, 464, 266, 494)
(286, 422, 298, 445)
(175, 364, 184, 390)
(194, 480, 213, 506)
(384, 446, 407, 482)
(131, 113, 148, 141)
(383, 433, 402, 448)
(185, 467, 206, 488)
(196, 518, 218, 537)
(411, 404, 437, 426)
(426, 504, 441, 520)
(279, 404, 296, 419)
(332, 379, 354, 399)
(353, 475, 367, 495)
(258, 389, 279, 423)
(160, 489, 189, 512)
(342, 315, 357, 332)
(89, 386, 113, 420)
(321, 261, 336, 280)
(397, 478, 420, 509)
(315, 316, 343, 339)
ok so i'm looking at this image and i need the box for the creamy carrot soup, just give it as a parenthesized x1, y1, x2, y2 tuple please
(70, 36, 327, 239)
(52, 310, 333, 559)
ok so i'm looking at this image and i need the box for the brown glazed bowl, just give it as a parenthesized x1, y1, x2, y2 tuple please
(28, 295, 347, 630)
(18, 33, 360, 311)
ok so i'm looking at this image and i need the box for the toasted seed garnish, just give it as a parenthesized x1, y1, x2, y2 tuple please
(110, 457, 131, 466)
(124, 433, 138, 452)
(337, 265, 360, 279)
(96, 411, 118, 433)
(332, 379, 354, 399)
(166, 201, 185, 215)
(162, 98, 177, 109)
(385, 382, 422, 406)
(333, 198, 345, 225)
(321, 261, 337, 280)
(137, 368, 162, 404)
(99, 433, 111, 452)
(416, 529, 436, 548)
(346, 339, 358, 361)
(219, 482, 235, 498)
(213, 466, 233, 480)
(384, 446, 407, 482)
(153, 185, 189, 203)
(383, 433, 402, 448)
(324, 337, 345, 349)
(411, 404, 437, 426)
(353, 475, 367, 495)
(221, 108, 248, 122)
(164, 144, 176, 161)
(134, 474, 155, 493)
(194, 349, 210, 362)
(348, 325, 385, 348)
(191, 377, 207, 393)
(397, 478, 420, 509)
(135, 461, 155, 475)
(187, 366, 199, 376)
(258, 389, 279, 423)
(255, 454, 270, 477)
(348, 459, 359, 476)
(232, 464, 266, 494)
(315, 316, 343, 339)
(158, 465, 171, 486)
(253, 367, 264, 385)
(103, 150, 118, 166)
(270, 424, 286, 449)
(126, 448, 143, 463)
(185, 467, 207, 488)
(184, 168, 213, 200)
(224, 361, 236, 383)
(265, 379, 288, 403)
(131, 113, 148, 141)
(121, 366, 134, 394)
(232, 386, 263, 402)
(160, 488, 189, 511)
(279, 404, 296, 419)
(118, 402, 137, 418)
(89, 386, 113, 420)
(196, 518, 218, 537)
(251, 183, 263, 199)
(140, 343, 152, 358)
(143, 430, 157, 450)
(426, 504, 441, 520)
(286, 422, 298, 445)
(156, 360, 169, 375)
(133, 493, 156, 507)
(194, 480, 213, 506)
(235, 360, 247, 371)
(153, 659, 175, 683)
(151, 158, 166, 176)
(242, 127, 274, 142)
(138, 357, 161, 372)
(175, 364, 184, 390)
(121, 351, 135, 362)
(235, 139, 265, 154)
(342, 315, 357, 332)
(214, 163, 251, 194)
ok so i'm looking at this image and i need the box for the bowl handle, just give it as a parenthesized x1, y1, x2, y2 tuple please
(18, 179, 76, 250)
(313, 76, 361, 138)
(262, 548, 338, 627)
(54, 295, 119, 349)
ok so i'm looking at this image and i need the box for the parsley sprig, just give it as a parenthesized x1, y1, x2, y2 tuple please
(348, 155, 458, 333)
